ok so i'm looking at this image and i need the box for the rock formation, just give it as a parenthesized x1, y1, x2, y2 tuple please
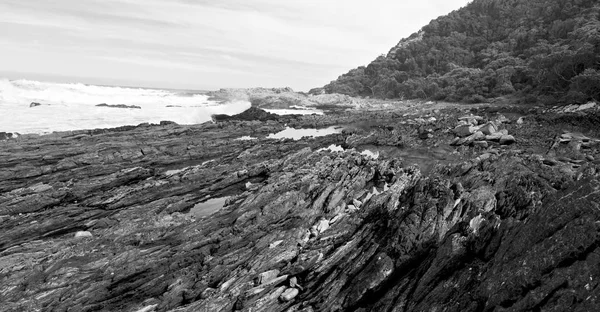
(1, 104, 599, 311)
(96, 103, 142, 109)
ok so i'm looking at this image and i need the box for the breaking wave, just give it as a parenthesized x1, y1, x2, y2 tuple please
(0, 78, 250, 134)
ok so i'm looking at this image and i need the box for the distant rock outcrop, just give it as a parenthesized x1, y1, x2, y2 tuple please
(211, 107, 280, 122)
(0, 132, 13, 140)
(207, 88, 358, 110)
(96, 103, 141, 109)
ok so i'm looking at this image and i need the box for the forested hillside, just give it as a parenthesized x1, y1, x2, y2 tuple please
(321, 0, 600, 104)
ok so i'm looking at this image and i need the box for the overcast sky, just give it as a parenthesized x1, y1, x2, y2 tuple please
(0, 0, 470, 91)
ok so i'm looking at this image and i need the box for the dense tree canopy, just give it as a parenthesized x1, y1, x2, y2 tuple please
(321, 0, 600, 104)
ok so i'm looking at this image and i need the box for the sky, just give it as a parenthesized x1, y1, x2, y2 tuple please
(0, 0, 471, 91)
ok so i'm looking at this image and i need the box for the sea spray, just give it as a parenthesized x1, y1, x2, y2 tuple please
(0, 78, 250, 134)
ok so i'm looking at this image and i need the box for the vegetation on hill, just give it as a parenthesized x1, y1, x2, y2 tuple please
(320, 0, 600, 104)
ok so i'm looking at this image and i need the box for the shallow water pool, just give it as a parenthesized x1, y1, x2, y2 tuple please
(189, 197, 230, 218)
(267, 126, 342, 140)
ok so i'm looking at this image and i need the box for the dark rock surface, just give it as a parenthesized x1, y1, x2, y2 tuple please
(96, 103, 142, 109)
(1, 105, 600, 311)
(212, 107, 282, 122)
(0, 132, 14, 140)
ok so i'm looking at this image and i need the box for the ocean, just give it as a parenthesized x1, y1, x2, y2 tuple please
(0, 79, 252, 134)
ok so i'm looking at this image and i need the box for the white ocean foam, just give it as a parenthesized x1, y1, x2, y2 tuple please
(0, 78, 251, 134)
(318, 144, 345, 152)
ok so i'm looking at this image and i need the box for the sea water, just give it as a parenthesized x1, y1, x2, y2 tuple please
(0, 78, 251, 134)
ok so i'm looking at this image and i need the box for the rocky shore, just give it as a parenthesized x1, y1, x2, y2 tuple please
(1, 101, 600, 311)
(206, 88, 360, 110)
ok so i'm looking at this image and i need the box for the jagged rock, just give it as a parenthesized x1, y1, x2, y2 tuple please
(258, 270, 280, 285)
(478, 122, 497, 135)
(459, 131, 485, 145)
(486, 132, 503, 141)
(453, 125, 477, 137)
(458, 115, 483, 125)
(212, 107, 280, 122)
(134, 304, 158, 312)
(316, 219, 329, 234)
(1, 105, 600, 312)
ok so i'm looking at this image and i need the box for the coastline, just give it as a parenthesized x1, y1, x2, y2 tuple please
(1, 96, 600, 311)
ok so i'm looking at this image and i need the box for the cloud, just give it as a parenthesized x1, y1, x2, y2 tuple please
(0, 0, 472, 90)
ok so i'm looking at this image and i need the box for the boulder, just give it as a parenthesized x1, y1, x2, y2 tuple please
(494, 114, 510, 124)
(499, 135, 516, 145)
(74, 231, 93, 238)
(316, 219, 330, 234)
(543, 158, 558, 166)
(258, 270, 280, 285)
(453, 125, 478, 137)
(478, 122, 497, 135)
(30, 102, 42, 107)
(485, 133, 503, 141)
(459, 131, 486, 145)
(458, 115, 483, 125)
(473, 141, 489, 148)
(279, 288, 299, 302)
(0, 132, 13, 140)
